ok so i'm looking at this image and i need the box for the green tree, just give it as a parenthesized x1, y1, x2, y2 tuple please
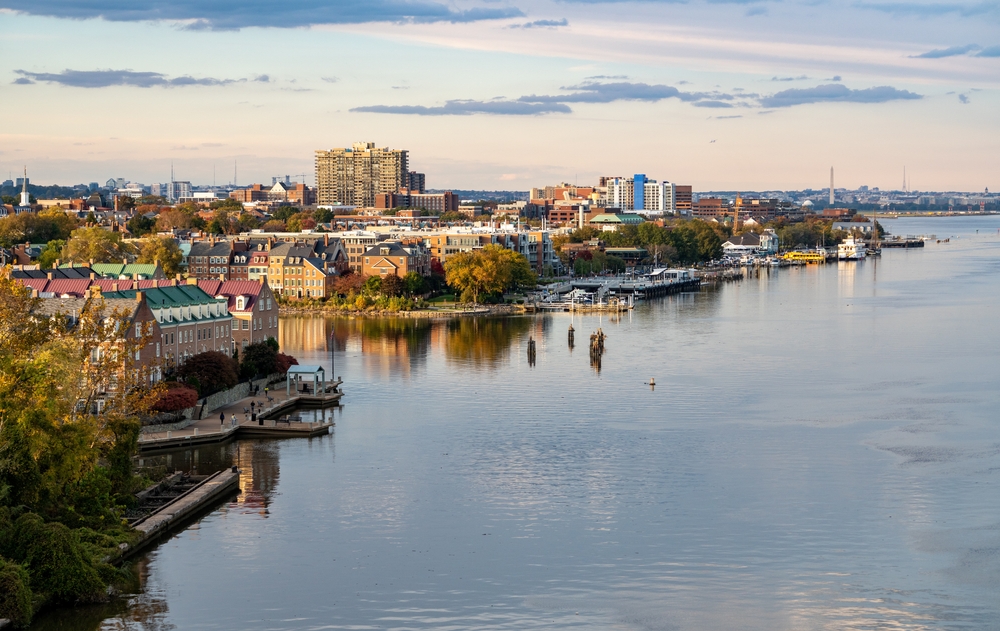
(271, 207, 299, 222)
(403, 271, 426, 296)
(0, 208, 79, 248)
(313, 208, 334, 223)
(135, 235, 184, 276)
(62, 227, 134, 264)
(240, 341, 278, 378)
(127, 213, 156, 237)
(363, 275, 383, 296)
(37, 240, 66, 268)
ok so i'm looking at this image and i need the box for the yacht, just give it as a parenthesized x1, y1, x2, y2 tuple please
(838, 236, 867, 260)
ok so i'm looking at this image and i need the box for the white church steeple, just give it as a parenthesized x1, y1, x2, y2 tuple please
(19, 166, 30, 207)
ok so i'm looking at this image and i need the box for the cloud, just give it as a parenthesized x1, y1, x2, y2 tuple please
(321, 76, 339, 83)
(508, 18, 568, 28)
(911, 44, 981, 58)
(830, 75, 842, 81)
(12, 77, 33, 84)
(760, 83, 922, 107)
(745, 6, 767, 15)
(716, 115, 743, 119)
(0, 0, 525, 28)
(958, 94, 970, 103)
(351, 100, 571, 116)
(976, 45, 1000, 56)
(253, 74, 271, 82)
(771, 75, 809, 81)
(353, 81, 744, 116)
(854, 1, 1000, 17)
(586, 75, 628, 80)
(13, 68, 239, 88)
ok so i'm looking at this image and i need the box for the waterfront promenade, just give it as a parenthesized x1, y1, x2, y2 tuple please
(139, 380, 342, 453)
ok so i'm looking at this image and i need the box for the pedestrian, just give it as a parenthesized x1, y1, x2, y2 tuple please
(220, 411, 225, 427)
(250, 400, 255, 410)
(231, 414, 237, 427)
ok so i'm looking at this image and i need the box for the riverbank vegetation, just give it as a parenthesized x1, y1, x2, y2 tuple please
(0, 274, 160, 626)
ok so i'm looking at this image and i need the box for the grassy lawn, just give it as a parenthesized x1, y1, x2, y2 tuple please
(428, 294, 457, 303)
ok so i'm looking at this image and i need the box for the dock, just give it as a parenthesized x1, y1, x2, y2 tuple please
(138, 380, 342, 454)
(123, 468, 241, 558)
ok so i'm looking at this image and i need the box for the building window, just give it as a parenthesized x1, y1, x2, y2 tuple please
(242, 319, 248, 330)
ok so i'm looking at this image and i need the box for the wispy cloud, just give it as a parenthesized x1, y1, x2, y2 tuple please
(586, 75, 628, 80)
(854, 1, 1000, 17)
(771, 75, 810, 81)
(911, 44, 980, 58)
(0, 0, 525, 29)
(321, 76, 339, 84)
(352, 100, 571, 116)
(976, 45, 1000, 56)
(958, 93, 970, 103)
(13, 68, 240, 87)
(760, 83, 922, 107)
(508, 18, 568, 28)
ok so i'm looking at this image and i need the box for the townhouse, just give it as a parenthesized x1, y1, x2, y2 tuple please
(196, 278, 279, 349)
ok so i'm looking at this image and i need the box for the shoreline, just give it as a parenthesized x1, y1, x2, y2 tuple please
(278, 304, 527, 318)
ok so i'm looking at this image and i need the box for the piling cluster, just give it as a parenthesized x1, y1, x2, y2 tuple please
(589, 328, 606, 372)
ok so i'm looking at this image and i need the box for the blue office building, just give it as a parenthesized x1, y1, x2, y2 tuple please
(633, 174, 646, 211)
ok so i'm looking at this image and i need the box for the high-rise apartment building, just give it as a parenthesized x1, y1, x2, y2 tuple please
(408, 171, 426, 194)
(315, 142, 408, 207)
(607, 175, 677, 215)
(166, 181, 192, 202)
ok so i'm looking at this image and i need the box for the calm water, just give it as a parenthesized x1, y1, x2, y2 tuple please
(38, 216, 1000, 631)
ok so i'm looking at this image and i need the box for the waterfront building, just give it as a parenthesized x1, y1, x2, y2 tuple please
(196, 278, 278, 350)
(362, 241, 431, 278)
(315, 142, 409, 207)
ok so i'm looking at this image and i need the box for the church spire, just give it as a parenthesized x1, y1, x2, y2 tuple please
(20, 166, 30, 207)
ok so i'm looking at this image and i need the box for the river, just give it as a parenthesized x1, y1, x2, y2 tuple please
(34, 216, 1000, 630)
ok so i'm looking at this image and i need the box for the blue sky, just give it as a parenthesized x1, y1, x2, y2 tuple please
(1, 0, 997, 191)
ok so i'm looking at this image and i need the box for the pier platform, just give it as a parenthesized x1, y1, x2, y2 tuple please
(138, 381, 342, 454)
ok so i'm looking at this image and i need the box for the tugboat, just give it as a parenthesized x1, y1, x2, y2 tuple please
(838, 236, 867, 260)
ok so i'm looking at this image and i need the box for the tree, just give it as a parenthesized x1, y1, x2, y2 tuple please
(271, 207, 299, 222)
(177, 351, 238, 396)
(313, 208, 334, 223)
(363, 275, 383, 296)
(403, 271, 426, 296)
(444, 244, 536, 304)
(61, 227, 134, 264)
(240, 341, 278, 378)
(155, 208, 196, 231)
(209, 198, 243, 211)
(127, 213, 156, 237)
(151, 383, 198, 412)
(136, 235, 184, 276)
(116, 195, 136, 212)
(262, 219, 286, 232)
(0, 209, 78, 248)
(381, 273, 404, 297)
(37, 240, 66, 268)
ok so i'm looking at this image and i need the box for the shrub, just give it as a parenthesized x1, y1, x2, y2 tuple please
(275, 353, 298, 373)
(0, 557, 33, 626)
(151, 384, 198, 412)
(5, 513, 104, 603)
(240, 342, 278, 378)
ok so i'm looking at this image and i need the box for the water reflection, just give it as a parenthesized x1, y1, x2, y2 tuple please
(236, 440, 281, 517)
(443, 316, 535, 367)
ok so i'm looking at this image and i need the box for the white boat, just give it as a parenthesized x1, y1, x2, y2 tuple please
(838, 237, 867, 260)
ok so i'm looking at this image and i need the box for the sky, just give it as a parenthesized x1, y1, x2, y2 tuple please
(1, 0, 998, 192)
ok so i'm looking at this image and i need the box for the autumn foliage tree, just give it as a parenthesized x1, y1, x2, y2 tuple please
(444, 244, 537, 304)
(177, 351, 239, 396)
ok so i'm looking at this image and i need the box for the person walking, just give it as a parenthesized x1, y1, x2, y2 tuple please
(220, 411, 225, 427)
(231, 414, 237, 427)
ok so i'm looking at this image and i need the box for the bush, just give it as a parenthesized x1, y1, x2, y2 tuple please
(151, 384, 198, 412)
(275, 353, 298, 373)
(4, 513, 104, 604)
(0, 557, 33, 626)
(177, 351, 239, 396)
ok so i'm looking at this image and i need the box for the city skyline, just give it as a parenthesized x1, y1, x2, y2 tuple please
(1, 0, 997, 191)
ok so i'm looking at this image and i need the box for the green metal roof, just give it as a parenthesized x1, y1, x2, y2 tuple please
(590, 213, 645, 225)
(100, 285, 221, 308)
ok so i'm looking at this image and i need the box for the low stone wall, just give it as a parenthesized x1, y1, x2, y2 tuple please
(198, 373, 283, 419)
(140, 374, 285, 434)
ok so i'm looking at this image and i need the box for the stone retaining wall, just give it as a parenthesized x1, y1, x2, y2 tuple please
(141, 373, 284, 434)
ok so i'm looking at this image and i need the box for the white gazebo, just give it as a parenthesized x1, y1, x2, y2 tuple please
(286, 364, 326, 395)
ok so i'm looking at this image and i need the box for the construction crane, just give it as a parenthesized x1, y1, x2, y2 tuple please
(293, 173, 309, 186)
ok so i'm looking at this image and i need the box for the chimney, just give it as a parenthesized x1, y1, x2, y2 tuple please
(89, 259, 94, 267)
(324, 233, 329, 247)
(31, 289, 39, 298)
(220, 273, 225, 281)
(47, 272, 53, 280)
(175, 273, 182, 282)
(112, 282, 119, 292)
(122, 257, 128, 265)
(90, 272, 96, 280)
(136, 290, 144, 304)
(55, 258, 60, 267)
